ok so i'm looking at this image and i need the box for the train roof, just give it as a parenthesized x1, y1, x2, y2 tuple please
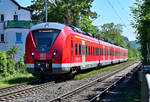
(31, 22, 65, 31)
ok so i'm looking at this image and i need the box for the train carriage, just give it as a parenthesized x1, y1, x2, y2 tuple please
(25, 22, 128, 77)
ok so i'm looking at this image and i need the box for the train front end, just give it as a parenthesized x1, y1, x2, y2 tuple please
(25, 23, 68, 76)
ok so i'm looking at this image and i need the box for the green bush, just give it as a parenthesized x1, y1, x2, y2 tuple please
(0, 50, 27, 77)
(15, 58, 27, 74)
(0, 51, 8, 76)
(7, 56, 16, 75)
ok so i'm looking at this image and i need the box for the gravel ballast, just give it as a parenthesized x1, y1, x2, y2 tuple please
(8, 62, 139, 102)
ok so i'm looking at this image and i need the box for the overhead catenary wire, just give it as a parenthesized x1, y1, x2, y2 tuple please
(116, 0, 131, 24)
(106, 0, 132, 33)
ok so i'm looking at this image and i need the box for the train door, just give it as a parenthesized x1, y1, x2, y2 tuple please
(82, 40, 85, 68)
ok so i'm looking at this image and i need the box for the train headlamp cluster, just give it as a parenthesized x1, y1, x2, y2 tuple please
(31, 52, 34, 58)
(53, 51, 57, 56)
(31, 52, 34, 56)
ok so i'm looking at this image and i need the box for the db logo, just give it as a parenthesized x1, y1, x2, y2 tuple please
(40, 53, 46, 59)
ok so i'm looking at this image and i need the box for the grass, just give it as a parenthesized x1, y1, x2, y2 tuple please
(74, 60, 134, 80)
(0, 73, 39, 88)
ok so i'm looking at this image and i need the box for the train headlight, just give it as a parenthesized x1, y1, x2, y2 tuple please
(30, 52, 34, 58)
(53, 51, 57, 56)
(31, 52, 34, 56)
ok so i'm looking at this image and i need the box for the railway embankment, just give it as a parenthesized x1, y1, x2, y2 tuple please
(2, 61, 139, 102)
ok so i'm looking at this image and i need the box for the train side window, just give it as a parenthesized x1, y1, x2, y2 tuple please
(71, 40, 73, 56)
(101, 48, 103, 56)
(93, 47, 94, 56)
(86, 45, 87, 56)
(96, 47, 97, 56)
(75, 43, 78, 56)
(102, 48, 103, 56)
(108, 47, 109, 56)
(91, 46, 92, 56)
(79, 44, 81, 56)
(98, 48, 99, 56)
(104, 47, 107, 56)
(105, 47, 108, 56)
(100, 48, 102, 56)
(88, 46, 90, 56)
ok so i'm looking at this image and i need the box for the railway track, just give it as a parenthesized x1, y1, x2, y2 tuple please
(0, 61, 140, 102)
(49, 61, 140, 102)
(89, 62, 140, 102)
(0, 81, 55, 101)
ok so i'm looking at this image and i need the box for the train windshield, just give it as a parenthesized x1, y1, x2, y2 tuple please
(32, 29, 61, 52)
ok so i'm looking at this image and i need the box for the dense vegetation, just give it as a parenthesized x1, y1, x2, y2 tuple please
(28, 0, 98, 27)
(94, 22, 140, 59)
(0, 46, 26, 77)
(131, 0, 150, 64)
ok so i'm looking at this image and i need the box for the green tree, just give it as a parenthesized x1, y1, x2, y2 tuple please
(7, 46, 18, 59)
(79, 15, 100, 36)
(126, 43, 140, 59)
(28, 0, 97, 26)
(100, 23, 126, 47)
(131, 0, 150, 64)
(0, 51, 8, 76)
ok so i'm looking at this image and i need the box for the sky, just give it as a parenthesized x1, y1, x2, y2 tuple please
(15, 0, 136, 41)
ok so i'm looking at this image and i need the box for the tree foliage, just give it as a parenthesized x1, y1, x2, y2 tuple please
(79, 15, 100, 35)
(0, 48, 26, 77)
(99, 23, 126, 47)
(28, 0, 97, 26)
(126, 43, 140, 59)
(131, 0, 150, 64)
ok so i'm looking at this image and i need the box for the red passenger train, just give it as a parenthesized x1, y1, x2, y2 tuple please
(25, 22, 128, 77)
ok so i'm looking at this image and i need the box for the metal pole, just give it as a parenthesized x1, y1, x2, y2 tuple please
(45, 0, 47, 22)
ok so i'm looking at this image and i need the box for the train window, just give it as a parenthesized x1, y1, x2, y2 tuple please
(101, 48, 102, 56)
(75, 43, 78, 55)
(107, 47, 109, 56)
(98, 48, 99, 56)
(88, 46, 90, 56)
(32, 29, 61, 52)
(93, 47, 94, 56)
(95, 47, 96, 56)
(100, 48, 101, 56)
(91, 46, 92, 56)
(71, 40, 73, 56)
(86, 45, 87, 56)
(108, 47, 109, 56)
(96, 47, 97, 56)
(104, 47, 106, 56)
(79, 44, 81, 56)
(105, 48, 107, 56)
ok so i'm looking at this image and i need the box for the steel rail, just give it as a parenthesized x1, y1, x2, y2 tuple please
(0, 81, 55, 101)
(49, 61, 139, 102)
(89, 62, 141, 102)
